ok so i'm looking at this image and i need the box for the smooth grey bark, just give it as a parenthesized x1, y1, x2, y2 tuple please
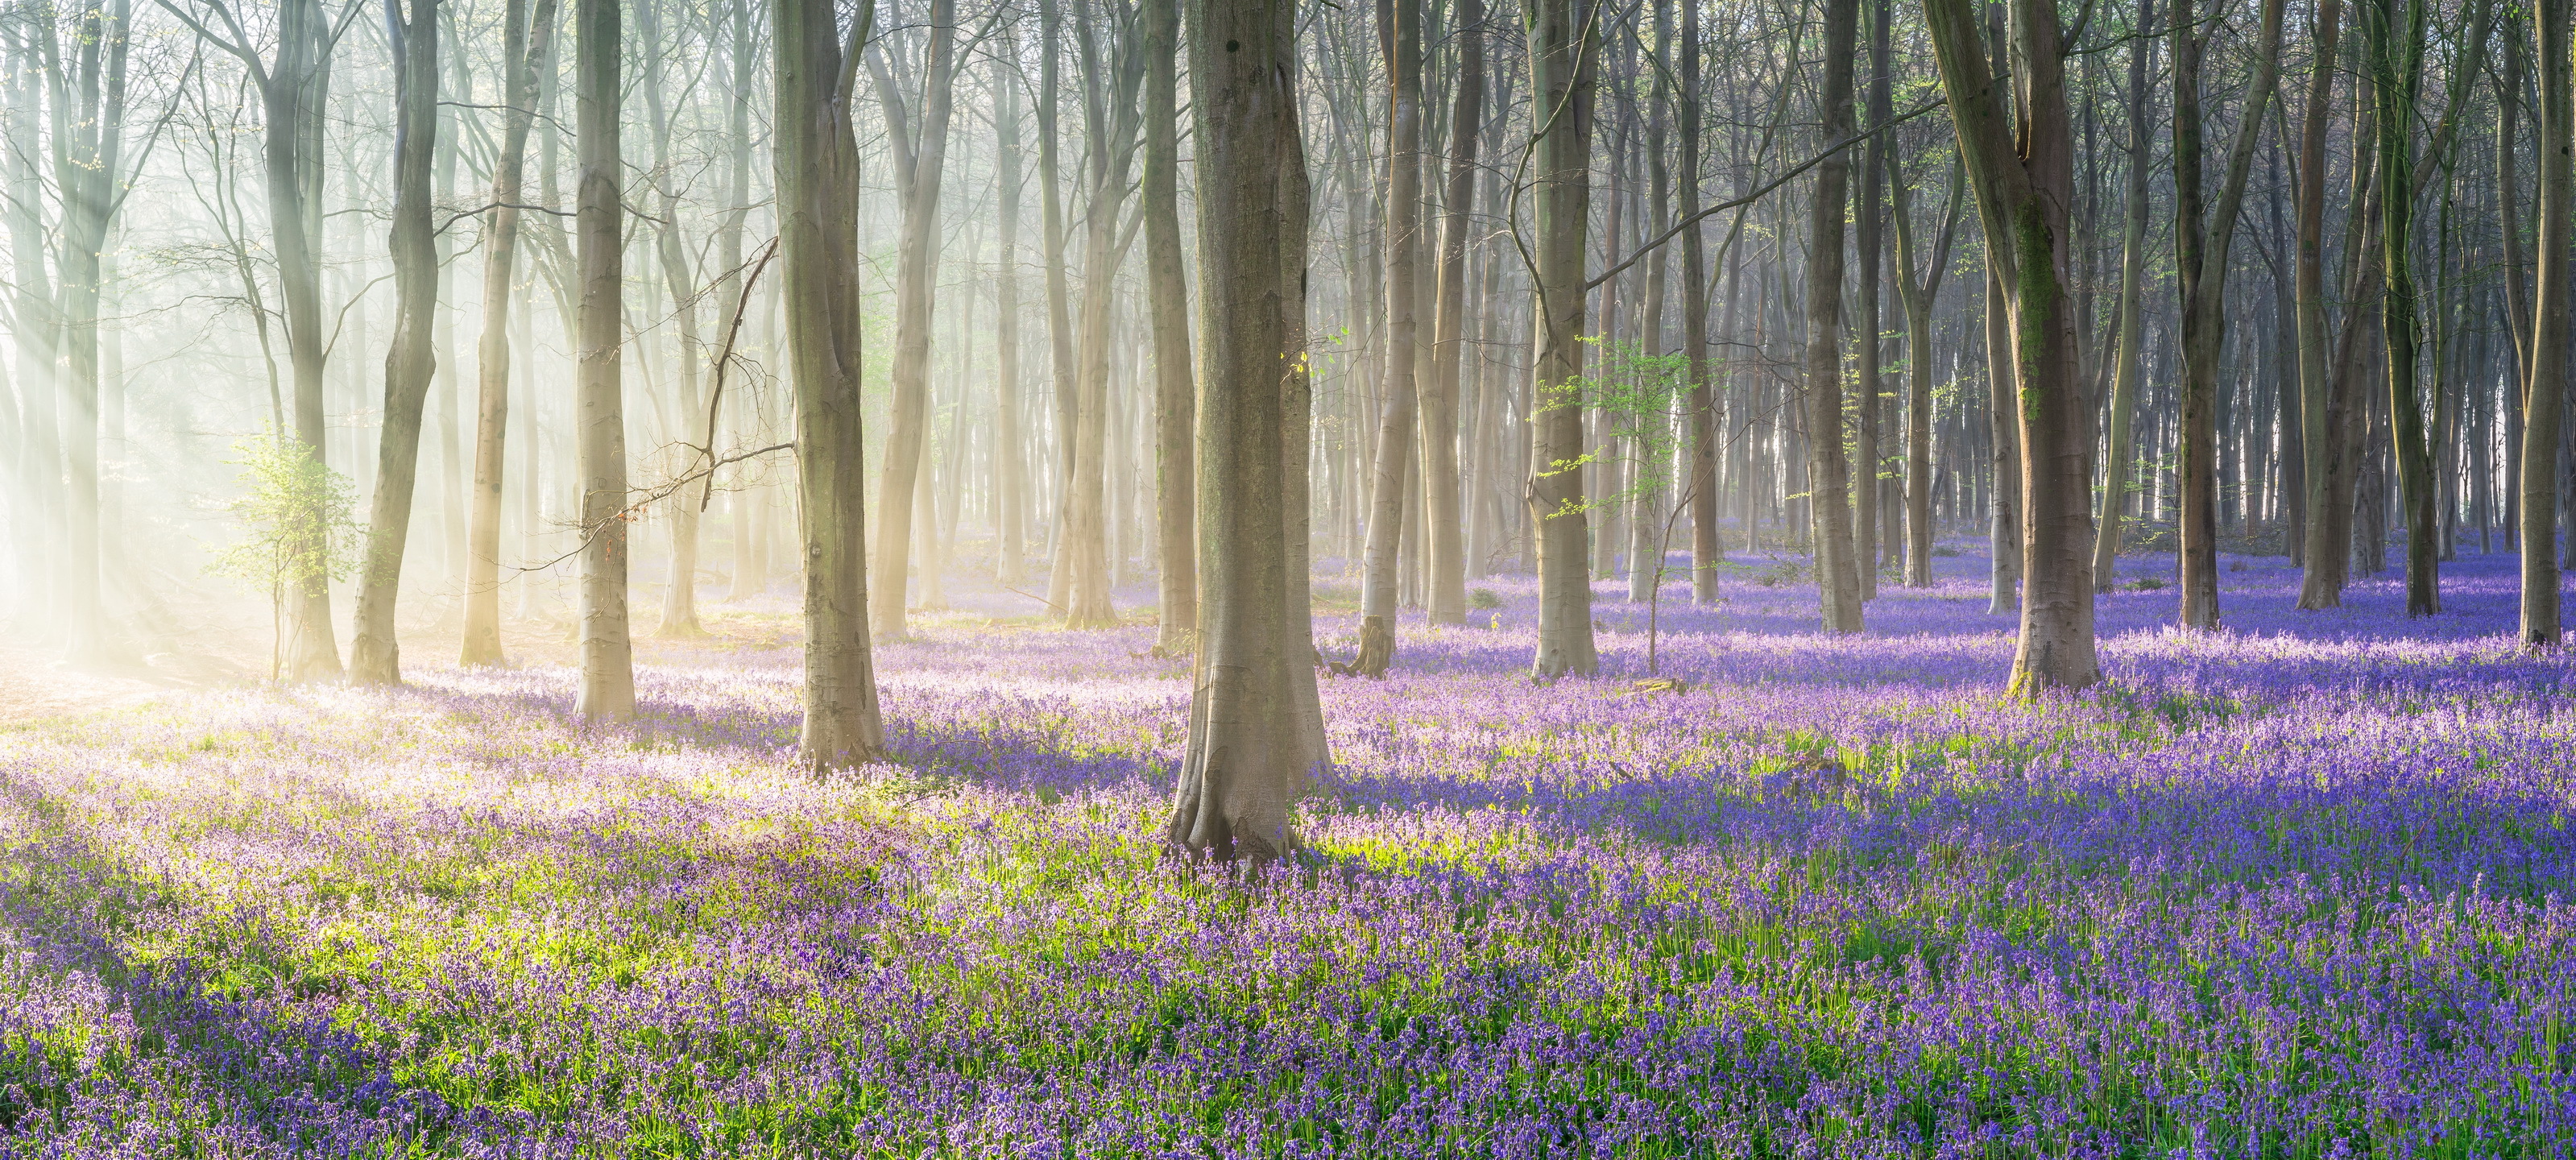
(1141, 0, 1195, 653)
(775, 0, 885, 767)
(1525, 0, 1601, 680)
(1424, 0, 1481, 625)
(2529, 0, 2570, 643)
(1891, 156, 1963, 587)
(1679, 0, 1720, 602)
(573, 0, 634, 722)
(863, 0, 960, 639)
(992, 48, 1029, 587)
(466, 0, 561, 670)
(2169, 0, 2287, 629)
(2093, 0, 2152, 592)
(162, 0, 342, 677)
(2295, 0, 2354, 607)
(1039, 0, 1079, 614)
(1806, 0, 1863, 632)
(1357, 0, 1423, 673)
(348, 0, 440, 685)
(1853, 0, 1890, 602)
(1169, 0, 1318, 861)
(46, 0, 128, 661)
(1923, 0, 2102, 694)
(644, 0, 706, 639)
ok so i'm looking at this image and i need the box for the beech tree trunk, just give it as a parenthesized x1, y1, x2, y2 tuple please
(2170, 0, 2286, 628)
(1169, 0, 1318, 862)
(992, 51, 1029, 588)
(1142, 0, 1195, 653)
(2529, 0, 2571, 643)
(1526, 0, 1601, 679)
(1807, 0, 1864, 632)
(1424, 0, 1480, 625)
(1356, 0, 1423, 673)
(775, 0, 885, 767)
(573, 0, 634, 722)
(1923, 0, 2102, 694)
(462, 0, 557, 666)
(1679, 0, 1721, 602)
(864, 0, 960, 639)
(2094, 0, 2153, 591)
(349, 0, 440, 685)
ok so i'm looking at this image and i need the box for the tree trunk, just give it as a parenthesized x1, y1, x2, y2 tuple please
(1142, 0, 1195, 653)
(2527, 0, 2569, 641)
(1040, 0, 1079, 614)
(349, 0, 440, 685)
(573, 0, 634, 721)
(1356, 0, 1424, 673)
(1923, 0, 2102, 694)
(2296, 0, 2354, 607)
(466, 0, 561, 660)
(776, 0, 885, 766)
(51, 0, 128, 662)
(644, 0, 706, 639)
(2093, 0, 2151, 590)
(1891, 155, 1961, 588)
(2170, 0, 2287, 624)
(1169, 0, 1315, 862)
(2371, 0, 2489, 614)
(1424, 0, 1481, 624)
(1062, 6, 1142, 630)
(863, 0, 959, 639)
(1983, 271, 2019, 613)
(264, 0, 343, 681)
(1679, 0, 1721, 601)
(1526, 0, 1601, 679)
(1807, 0, 1864, 632)
(992, 51, 1029, 587)
(1853, 0, 1891, 602)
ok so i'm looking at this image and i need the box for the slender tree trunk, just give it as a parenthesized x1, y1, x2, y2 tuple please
(776, 0, 884, 765)
(2094, 0, 2151, 590)
(1924, 0, 2102, 694)
(1526, 0, 1600, 679)
(1807, 0, 1863, 632)
(2368, 2, 2433, 615)
(573, 0, 634, 720)
(463, 0, 543, 660)
(1424, 0, 1481, 624)
(1170, 0, 1315, 861)
(349, 0, 437, 683)
(863, 0, 959, 639)
(1853, 0, 1891, 602)
(2296, 0, 2352, 607)
(2171, 0, 2286, 625)
(51, 0, 127, 661)
(2525, 0, 2568, 642)
(1040, 0, 1079, 614)
(993, 52, 1029, 587)
(1356, 0, 1424, 673)
(260, 0, 343, 680)
(1892, 155, 1961, 587)
(1679, 0, 1721, 601)
(1142, 0, 1196, 652)
(1983, 271, 2019, 612)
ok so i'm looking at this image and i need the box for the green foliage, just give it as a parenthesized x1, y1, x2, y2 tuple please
(1532, 337, 1692, 520)
(205, 434, 367, 677)
(206, 435, 367, 598)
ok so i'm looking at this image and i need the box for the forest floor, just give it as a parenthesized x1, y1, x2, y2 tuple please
(2, 543, 2573, 1155)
